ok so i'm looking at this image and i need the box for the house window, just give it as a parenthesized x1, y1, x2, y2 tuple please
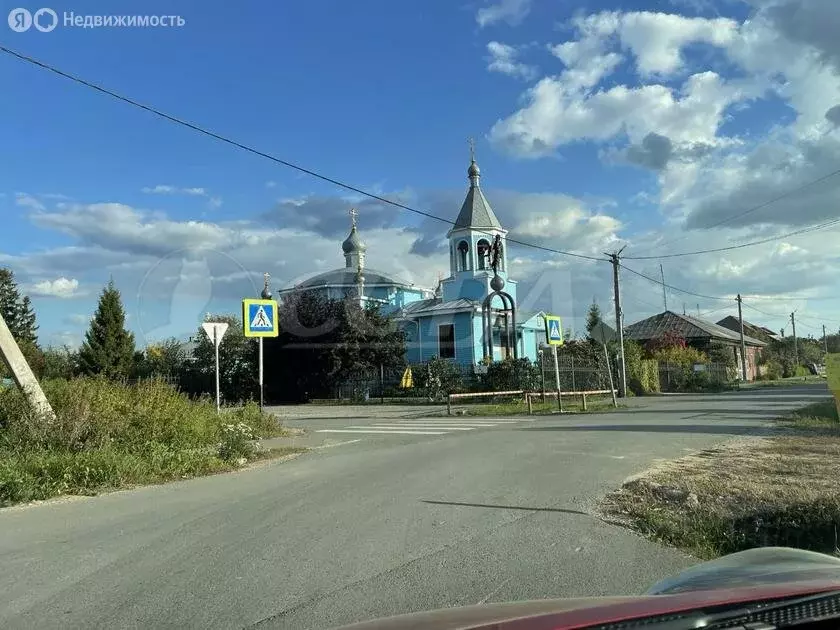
(457, 240, 470, 271)
(477, 239, 491, 269)
(438, 324, 455, 359)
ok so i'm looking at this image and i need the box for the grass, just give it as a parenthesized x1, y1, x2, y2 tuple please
(600, 397, 840, 559)
(454, 396, 620, 416)
(0, 377, 301, 508)
(739, 375, 827, 389)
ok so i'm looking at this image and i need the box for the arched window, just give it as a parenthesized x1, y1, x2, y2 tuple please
(457, 240, 470, 271)
(476, 239, 491, 270)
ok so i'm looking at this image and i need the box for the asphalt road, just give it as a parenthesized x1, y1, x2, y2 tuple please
(0, 384, 828, 630)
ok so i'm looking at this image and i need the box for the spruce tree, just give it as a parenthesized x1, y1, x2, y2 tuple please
(0, 268, 39, 345)
(586, 299, 602, 336)
(78, 279, 136, 378)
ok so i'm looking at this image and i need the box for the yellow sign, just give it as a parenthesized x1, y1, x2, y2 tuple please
(826, 354, 840, 392)
(242, 299, 279, 338)
(399, 367, 413, 389)
(544, 315, 564, 346)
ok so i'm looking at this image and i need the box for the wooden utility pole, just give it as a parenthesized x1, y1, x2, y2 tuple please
(791, 312, 799, 367)
(823, 324, 829, 355)
(606, 248, 627, 397)
(736, 294, 748, 381)
(659, 264, 667, 311)
(0, 311, 55, 421)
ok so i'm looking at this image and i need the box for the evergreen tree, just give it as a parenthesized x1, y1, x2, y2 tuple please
(586, 299, 602, 336)
(78, 279, 136, 378)
(16, 295, 39, 346)
(0, 268, 40, 346)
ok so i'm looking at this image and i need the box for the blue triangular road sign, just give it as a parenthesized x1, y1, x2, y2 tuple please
(249, 304, 273, 330)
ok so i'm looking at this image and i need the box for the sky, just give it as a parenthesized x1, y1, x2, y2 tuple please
(1, 0, 839, 349)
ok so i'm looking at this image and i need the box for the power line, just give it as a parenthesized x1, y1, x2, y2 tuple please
(624, 218, 840, 260)
(646, 167, 840, 253)
(0, 45, 605, 263)
(619, 263, 731, 302)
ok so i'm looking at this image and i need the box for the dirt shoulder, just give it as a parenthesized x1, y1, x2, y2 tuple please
(599, 400, 840, 559)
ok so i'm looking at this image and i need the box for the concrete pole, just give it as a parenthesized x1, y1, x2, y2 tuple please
(0, 311, 55, 421)
(607, 250, 628, 397)
(737, 294, 748, 381)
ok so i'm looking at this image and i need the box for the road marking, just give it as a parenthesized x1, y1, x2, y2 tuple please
(367, 424, 476, 431)
(316, 429, 447, 435)
(391, 421, 501, 426)
(313, 439, 363, 449)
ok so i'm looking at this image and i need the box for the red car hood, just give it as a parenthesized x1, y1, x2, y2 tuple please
(332, 547, 840, 630)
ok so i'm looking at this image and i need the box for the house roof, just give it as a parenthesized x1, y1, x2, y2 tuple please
(716, 316, 780, 342)
(625, 310, 766, 347)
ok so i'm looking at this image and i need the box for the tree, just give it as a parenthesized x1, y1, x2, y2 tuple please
(78, 280, 136, 378)
(0, 268, 39, 345)
(263, 292, 406, 402)
(41, 346, 79, 379)
(585, 299, 602, 336)
(135, 338, 187, 378)
(186, 314, 257, 403)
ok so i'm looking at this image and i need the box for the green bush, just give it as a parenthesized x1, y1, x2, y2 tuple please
(0, 377, 284, 506)
(481, 358, 540, 392)
(762, 360, 783, 380)
(415, 357, 466, 401)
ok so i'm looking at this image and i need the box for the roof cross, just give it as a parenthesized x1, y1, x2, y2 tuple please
(349, 207, 358, 228)
(468, 137, 475, 162)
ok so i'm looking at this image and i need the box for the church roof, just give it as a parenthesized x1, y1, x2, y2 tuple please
(450, 159, 503, 233)
(342, 225, 366, 253)
(398, 297, 477, 316)
(292, 267, 419, 290)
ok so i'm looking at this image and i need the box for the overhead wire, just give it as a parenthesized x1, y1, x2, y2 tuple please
(623, 218, 840, 260)
(0, 44, 605, 263)
(642, 168, 840, 254)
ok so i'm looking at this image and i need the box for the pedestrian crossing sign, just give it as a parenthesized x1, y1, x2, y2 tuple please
(544, 315, 564, 346)
(242, 298, 279, 338)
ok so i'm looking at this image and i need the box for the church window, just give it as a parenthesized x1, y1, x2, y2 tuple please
(476, 239, 491, 270)
(457, 240, 470, 271)
(438, 324, 455, 359)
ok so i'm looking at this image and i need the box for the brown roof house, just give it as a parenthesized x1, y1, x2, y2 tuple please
(624, 310, 767, 381)
(716, 316, 781, 344)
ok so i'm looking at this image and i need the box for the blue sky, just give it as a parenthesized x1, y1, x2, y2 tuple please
(2, 0, 840, 347)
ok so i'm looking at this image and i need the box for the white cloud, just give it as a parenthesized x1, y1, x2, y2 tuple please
(15, 193, 45, 211)
(486, 42, 537, 80)
(29, 277, 81, 298)
(265, 181, 277, 189)
(141, 185, 211, 197)
(476, 0, 531, 28)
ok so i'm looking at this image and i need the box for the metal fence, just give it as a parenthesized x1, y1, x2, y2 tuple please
(657, 362, 734, 392)
(538, 350, 614, 394)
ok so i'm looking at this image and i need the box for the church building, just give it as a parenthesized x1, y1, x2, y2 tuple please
(280, 154, 547, 368)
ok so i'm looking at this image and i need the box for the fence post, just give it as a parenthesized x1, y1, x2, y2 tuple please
(447, 395, 452, 416)
(571, 355, 576, 392)
(527, 393, 533, 415)
(581, 392, 587, 411)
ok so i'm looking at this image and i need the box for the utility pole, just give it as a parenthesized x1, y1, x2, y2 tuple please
(606, 247, 627, 398)
(696, 304, 700, 317)
(823, 324, 829, 355)
(659, 264, 667, 311)
(683, 303, 686, 315)
(790, 312, 799, 367)
(736, 294, 748, 381)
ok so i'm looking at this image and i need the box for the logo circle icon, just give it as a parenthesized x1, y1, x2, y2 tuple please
(33, 7, 57, 32)
(7, 8, 32, 32)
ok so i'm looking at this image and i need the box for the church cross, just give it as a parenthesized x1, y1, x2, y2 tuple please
(468, 137, 475, 162)
(349, 207, 358, 228)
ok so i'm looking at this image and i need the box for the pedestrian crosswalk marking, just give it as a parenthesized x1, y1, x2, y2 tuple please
(316, 429, 447, 435)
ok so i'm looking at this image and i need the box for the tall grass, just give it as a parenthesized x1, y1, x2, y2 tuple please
(0, 377, 296, 507)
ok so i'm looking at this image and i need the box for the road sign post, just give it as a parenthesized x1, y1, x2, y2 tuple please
(242, 298, 279, 409)
(544, 315, 564, 412)
(201, 322, 229, 414)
